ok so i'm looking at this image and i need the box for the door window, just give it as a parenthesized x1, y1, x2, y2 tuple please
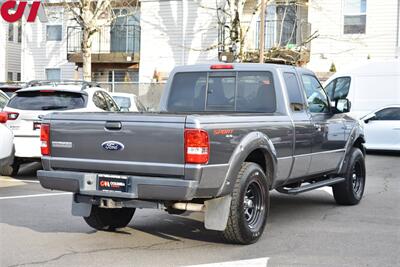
(325, 77, 351, 100)
(102, 92, 120, 112)
(93, 91, 108, 111)
(375, 108, 400, 121)
(302, 75, 330, 113)
(283, 72, 305, 111)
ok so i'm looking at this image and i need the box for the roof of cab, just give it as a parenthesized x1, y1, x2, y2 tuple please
(171, 63, 315, 75)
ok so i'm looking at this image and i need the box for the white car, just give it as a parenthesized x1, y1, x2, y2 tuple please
(110, 92, 146, 112)
(0, 90, 9, 110)
(362, 105, 400, 151)
(2, 81, 120, 175)
(0, 112, 14, 176)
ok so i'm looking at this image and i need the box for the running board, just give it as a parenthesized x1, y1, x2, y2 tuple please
(278, 177, 346, 195)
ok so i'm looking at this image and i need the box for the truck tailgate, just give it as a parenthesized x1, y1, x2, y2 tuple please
(46, 113, 186, 177)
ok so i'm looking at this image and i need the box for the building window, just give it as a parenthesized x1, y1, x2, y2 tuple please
(17, 22, 22, 43)
(46, 25, 62, 41)
(8, 24, 14, 42)
(7, 72, 13, 81)
(46, 68, 61, 80)
(344, 0, 367, 34)
(16, 73, 21, 81)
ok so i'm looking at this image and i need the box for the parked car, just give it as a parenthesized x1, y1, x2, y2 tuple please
(2, 81, 120, 176)
(38, 64, 365, 245)
(0, 112, 14, 176)
(324, 60, 400, 119)
(0, 83, 24, 98)
(110, 92, 146, 112)
(0, 90, 9, 110)
(361, 105, 400, 151)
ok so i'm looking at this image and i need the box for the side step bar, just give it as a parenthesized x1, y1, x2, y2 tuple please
(277, 177, 346, 195)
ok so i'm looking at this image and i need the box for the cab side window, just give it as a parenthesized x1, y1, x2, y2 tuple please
(325, 77, 351, 100)
(302, 75, 330, 113)
(93, 91, 108, 111)
(283, 72, 305, 112)
(375, 108, 400, 120)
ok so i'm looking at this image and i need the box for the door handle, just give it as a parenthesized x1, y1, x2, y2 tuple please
(105, 121, 122, 130)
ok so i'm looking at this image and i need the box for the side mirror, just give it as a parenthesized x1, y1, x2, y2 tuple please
(363, 113, 376, 124)
(335, 98, 351, 113)
(120, 107, 129, 112)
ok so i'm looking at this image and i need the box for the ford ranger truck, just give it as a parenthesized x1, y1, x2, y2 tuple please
(38, 64, 366, 245)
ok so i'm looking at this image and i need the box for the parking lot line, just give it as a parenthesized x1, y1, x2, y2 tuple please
(0, 192, 71, 200)
(184, 257, 269, 267)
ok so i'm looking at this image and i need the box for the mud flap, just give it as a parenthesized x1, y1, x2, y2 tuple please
(71, 199, 92, 217)
(204, 195, 232, 231)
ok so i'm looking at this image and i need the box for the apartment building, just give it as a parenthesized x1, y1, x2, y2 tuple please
(19, 0, 400, 84)
(308, 0, 400, 72)
(0, 20, 22, 82)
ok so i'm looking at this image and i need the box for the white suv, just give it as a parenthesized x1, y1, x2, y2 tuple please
(0, 112, 14, 176)
(2, 81, 120, 175)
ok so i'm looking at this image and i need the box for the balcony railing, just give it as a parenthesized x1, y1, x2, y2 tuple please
(67, 25, 141, 54)
(218, 19, 311, 53)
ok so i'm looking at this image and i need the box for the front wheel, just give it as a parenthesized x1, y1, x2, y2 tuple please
(222, 162, 270, 245)
(333, 148, 366, 205)
(84, 206, 135, 231)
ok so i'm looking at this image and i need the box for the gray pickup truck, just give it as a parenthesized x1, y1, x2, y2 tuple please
(38, 64, 366, 244)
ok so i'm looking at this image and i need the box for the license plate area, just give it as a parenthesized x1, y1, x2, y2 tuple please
(98, 174, 128, 192)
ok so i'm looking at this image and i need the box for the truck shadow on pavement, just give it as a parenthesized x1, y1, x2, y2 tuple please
(127, 192, 335, 244)
(0, 190, 336, 243)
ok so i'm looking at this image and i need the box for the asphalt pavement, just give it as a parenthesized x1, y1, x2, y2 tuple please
(0, 154, 399, 267)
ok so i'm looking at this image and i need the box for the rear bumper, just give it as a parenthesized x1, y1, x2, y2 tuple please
(37, 170, 199, 201)
(14, 136, 41, 159)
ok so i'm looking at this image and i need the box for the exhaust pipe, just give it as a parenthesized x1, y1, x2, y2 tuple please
(172, 202, 205, 212)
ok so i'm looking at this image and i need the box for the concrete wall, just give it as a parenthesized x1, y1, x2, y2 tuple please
(308, 0, 400, 73)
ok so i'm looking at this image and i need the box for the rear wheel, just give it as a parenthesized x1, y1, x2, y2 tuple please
(333, 148, 366, 205)
(222, 162, 270, 245)
(0, 161, 20, 177)
(84, 206, 135, 231)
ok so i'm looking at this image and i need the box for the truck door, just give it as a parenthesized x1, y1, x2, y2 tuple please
(283, 72, 313, 179)
(300, 74, 346, 174)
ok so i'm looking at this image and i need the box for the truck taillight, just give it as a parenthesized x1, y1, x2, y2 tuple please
(184, 129, 209, 164)
(6, 112, 19, 120)
(40, 124, 50, 156)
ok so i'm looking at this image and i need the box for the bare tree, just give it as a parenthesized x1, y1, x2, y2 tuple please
(62, 0, 138, 81)
(217, 0, 316, 65)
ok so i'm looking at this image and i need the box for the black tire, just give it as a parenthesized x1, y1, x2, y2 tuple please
(84, 206, 135, 231)
(333, 148, 366, 205)
(0, 162, 20, 177)
(222, 162, 270, 245)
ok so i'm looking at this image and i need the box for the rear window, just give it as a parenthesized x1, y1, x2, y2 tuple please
(167, 72, 276, 113)
(7, 91, 87, 110)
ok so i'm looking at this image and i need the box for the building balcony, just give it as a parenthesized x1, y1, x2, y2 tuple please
(67, 25, 140, 64)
